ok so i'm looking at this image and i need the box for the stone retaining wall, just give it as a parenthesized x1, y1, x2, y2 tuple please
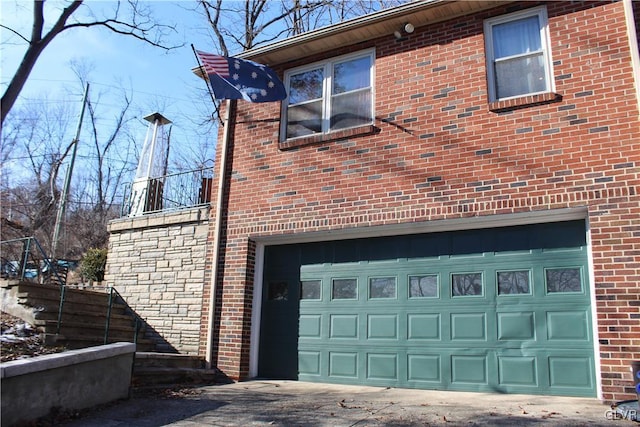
(105, 207, 209, 354)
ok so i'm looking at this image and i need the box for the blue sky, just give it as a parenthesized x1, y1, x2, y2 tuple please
(1, 1, 221, 173)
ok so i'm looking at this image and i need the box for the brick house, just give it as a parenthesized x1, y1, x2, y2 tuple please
(192, 0, 640, 402)
(107, 0, 640, 401)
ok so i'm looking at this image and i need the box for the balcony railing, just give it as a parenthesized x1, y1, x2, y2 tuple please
(120, 168, 213, 217)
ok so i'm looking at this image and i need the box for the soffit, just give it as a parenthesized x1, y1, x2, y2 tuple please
(238, 0, 510, 66)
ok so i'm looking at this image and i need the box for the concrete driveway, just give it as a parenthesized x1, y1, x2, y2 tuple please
(64, 380, 635, 426)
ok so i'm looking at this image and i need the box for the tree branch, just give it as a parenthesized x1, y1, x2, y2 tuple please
(0, 25, 30, 43)
(63, 19, 176, 50)
(1, 0, 180, 126)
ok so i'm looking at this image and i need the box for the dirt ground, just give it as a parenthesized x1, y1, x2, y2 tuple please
(0, 311, 66, 362)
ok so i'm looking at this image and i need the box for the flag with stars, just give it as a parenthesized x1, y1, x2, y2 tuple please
(196, 50, 287, 103)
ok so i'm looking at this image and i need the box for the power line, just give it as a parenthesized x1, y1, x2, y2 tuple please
(16, 78, 198, 104)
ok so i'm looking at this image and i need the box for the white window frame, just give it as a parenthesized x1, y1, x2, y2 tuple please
(484, 6, 555, 102)
(280, 49, 375, 141)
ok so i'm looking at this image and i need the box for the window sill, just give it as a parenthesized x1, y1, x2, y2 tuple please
(488, 92, 562, 112)
(278, 124, 379, 150)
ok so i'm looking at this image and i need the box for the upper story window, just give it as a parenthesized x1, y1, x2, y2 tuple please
(484, 6, 554, 102)
(282, 49, 374, 141)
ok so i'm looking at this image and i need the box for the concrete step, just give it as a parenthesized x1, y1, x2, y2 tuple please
(34, 309, 135, 329)
(44, 334, 106, 349)
(45, 334, 157, 351)
(131, 352, 221, 389)
(42, 320, 145, 342)
(131, 367, 222, 388)
(14, 283, 110, 305)
(17, 289, 119, 306)
(0, 279, 20, 288)
(46, 332, 141, 346)
(19, 296, 128, 317)
(134, 352, 205, 369)
(17, 294, 114, 310)
(5, 279, 161, 353)
(131, 352, 230, 388)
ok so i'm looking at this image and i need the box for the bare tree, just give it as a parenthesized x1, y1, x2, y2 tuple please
(57, 63, 139, 255)
(0, 63, 139, 258)
(0, 96, 75, 247)
(0, 0, 181, 126)
(83, 82, 135, 213)
(197, 0, 405, 56)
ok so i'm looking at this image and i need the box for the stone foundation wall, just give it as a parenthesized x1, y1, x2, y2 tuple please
(105, 207, 209, 354)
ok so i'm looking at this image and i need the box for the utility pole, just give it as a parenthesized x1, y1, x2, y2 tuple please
(51, 83, 89, 261)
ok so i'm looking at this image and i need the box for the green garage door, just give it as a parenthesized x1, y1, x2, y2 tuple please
(259, 221, 595, 397)
(258, 221, 596, 396)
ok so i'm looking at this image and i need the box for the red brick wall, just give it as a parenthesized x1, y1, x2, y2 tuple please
(201, 1, 640, 401)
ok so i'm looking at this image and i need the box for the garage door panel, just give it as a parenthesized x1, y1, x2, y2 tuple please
(299, 314, 322, 338)
(299, 351, 322, 376)
(498, 356, 538, 387)
(546, 311, 590, 341)
(297, 247, 595, 396)
(407, 354, 442, 383)
(329, 352, 359, 378)
(451, 313, 487, 341)
(548, 355, 594, 389)
(329, 314, 359, 338)
(451, 355, 489, 385)
(366, 314, 398, 339)
(407, 313, 441, 340)
(497, 312, 536, 340)
(367, 353, 398, 380)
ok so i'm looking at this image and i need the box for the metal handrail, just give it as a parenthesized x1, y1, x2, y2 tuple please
(0, 237, 66, 285)
(0, 236, 68, 333)
(104, 286, 144, 345)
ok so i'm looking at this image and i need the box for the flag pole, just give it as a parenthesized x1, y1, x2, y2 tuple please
(191, 44, 223, 124)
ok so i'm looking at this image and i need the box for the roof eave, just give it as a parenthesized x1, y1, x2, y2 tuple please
(237, 0, 509, 66)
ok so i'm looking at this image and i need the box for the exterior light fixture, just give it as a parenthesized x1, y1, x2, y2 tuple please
(394, 22, 415, 39)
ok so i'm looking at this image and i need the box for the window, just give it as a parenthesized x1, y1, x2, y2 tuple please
(282, 50, 374, 140)
(484, 6, 554, 102)
(268, 281, 288, 300)
(451, 272, 483, 297)
(497, 270, 531, 295)
(409, 274, 438, 298)
(300, 280, 321, 300)
(369, 277, 396, 299)
(332, 278, 358, 300)
(545, 268, 582, 293)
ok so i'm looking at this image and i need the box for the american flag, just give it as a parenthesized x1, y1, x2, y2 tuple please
(196, 51, 230, 78)
(195, 49, 286, 103)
